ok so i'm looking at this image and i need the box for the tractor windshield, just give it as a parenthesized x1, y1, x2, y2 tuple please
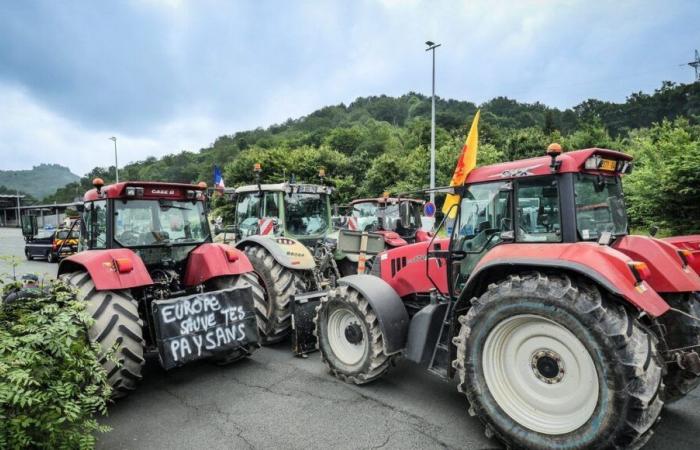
(574, 174, 628, 240)
(351, 201, 422, 232)
(285, 193, 330, 236)
(114, 199, 210, 247)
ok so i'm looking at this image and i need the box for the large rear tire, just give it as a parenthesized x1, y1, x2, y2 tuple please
(62, 271, 145, 398)
(454, 273, 663, 450)
(244, 245, 297, 344)
(205, 273, 265, 364)
(658, 293, 700, 402)
(315, 285, 393, 384)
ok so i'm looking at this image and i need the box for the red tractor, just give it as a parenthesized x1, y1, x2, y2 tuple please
(58, 179, 262, 397)
(314, 146, 700, 449)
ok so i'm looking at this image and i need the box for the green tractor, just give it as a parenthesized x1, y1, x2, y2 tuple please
(214, 167, 345, 350)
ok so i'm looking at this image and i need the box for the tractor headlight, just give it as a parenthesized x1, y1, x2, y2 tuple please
(125, 187, 144, 197)
(584, 156, 601, 170)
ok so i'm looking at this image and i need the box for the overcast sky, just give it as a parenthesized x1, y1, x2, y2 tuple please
(1, 0, 698, 175)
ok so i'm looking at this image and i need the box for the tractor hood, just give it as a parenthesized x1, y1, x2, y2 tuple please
(612, 235, 700, 293)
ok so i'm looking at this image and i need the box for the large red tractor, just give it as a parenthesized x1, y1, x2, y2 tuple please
(58, 179, 262, 397)
(314, 147, 700, 449)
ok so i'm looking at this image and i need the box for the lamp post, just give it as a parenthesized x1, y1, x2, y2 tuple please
(109, 136, 119, 183)
(425, 40, 441, 204)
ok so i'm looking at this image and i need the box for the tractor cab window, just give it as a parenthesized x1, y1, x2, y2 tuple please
(455, 182, 512, 250)
(235, 192, 262, 238)
(114, 200, 208, 247)
(285, 193, 329, 236)
(351, 202, 380, 232)
(574, 174, 628, 240)
(85, 200, 107, 249)
(516, 177, 561, 242)
(264, 192, 280, 219)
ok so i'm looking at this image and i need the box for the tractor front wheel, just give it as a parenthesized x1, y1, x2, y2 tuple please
(205, 273, 265, 364)
(244, 245, 298, 344)
(454, 273, 663, 449)
(62, 271, 145, 398)
(315, 285, 393, 384)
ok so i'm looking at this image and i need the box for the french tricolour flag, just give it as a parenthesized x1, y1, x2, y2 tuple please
(214, 166, 225, 190)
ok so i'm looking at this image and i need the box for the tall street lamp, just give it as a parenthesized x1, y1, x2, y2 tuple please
(109, 136, 119, 183)
(425, 40, 441, 205)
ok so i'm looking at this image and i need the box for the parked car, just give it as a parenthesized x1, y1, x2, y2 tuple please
(24, 228, 79, 262)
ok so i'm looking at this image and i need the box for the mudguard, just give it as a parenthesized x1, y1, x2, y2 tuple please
(338, 274, 409, 354)
(182, 243, 254, 286)
(466, 243, 670, 317)
(612, 235, 700, 293)
(664, 235, 700, 275)
(58, 248, 153, 291)
(235, 235, 315, 270)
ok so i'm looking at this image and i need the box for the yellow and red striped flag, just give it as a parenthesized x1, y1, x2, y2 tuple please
(442, 110, 480, 216)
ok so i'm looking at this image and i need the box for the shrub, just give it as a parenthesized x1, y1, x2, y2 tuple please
(0, 277, 111, 449)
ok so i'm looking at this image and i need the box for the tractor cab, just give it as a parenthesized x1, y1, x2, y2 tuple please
(229, 182, 333, 247)
(347, 196, 428, 243)
(80, 179, 212, 269)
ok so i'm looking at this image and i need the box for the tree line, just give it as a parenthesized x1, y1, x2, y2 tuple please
(44, 81, 700, 234)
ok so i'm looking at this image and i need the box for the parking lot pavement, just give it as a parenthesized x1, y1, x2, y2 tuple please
(1, 226, 699, 449)
(0, 227, 58, 281)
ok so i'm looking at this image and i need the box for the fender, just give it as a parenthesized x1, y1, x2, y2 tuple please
(372, 238, 450, 297)
(664, 235, 700, 275)
(464, 243, 670, 317)
(338, 274, 409, 354)
(58, 248, 153, 291)
(612, 235, 700, 293)
(182, 243, 254, 287)
(235, 235, 316, 270)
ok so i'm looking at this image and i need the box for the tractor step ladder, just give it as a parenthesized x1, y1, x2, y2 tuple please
(427, 298, 455, 379)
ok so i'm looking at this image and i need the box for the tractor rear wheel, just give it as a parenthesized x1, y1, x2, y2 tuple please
(205, 273, 265, 364)
(315, 285, 393, 384)
(244, 245, 297, 344)
(62, 271, 145, 398)
(658, 293, 700, 403)
(454, 273, 663, 450)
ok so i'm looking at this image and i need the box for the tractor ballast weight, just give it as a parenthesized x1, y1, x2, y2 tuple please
(58, 179, 262, 397)
(315, 147, 700, 449)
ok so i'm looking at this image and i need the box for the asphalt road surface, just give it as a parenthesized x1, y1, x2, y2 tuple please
(1, 226, 698, 449)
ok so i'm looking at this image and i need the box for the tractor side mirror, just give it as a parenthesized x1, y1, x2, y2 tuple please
(649, 225, 659, 237)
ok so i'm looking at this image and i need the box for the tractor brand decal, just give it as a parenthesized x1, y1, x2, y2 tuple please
(151, 287, 258, 370)
(150, 189, 177, 195)
(490, 164, 543, 178)
(406, 254, 427, 265)
(286, 251, 306, 257)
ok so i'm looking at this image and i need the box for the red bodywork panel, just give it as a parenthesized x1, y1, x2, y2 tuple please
(58, 249, 154, 290)
(377, 230, 408, 247)
(183, 244, 253, 287)
(375, 239, 671, 318)
(471, 243, 670, 317)
(84, 181, 206, 202)
(415, 229, 433, 243)
(373, 238, 450, 298)
(465, 148, 631, 183)
(612, 235, 700, 292)
(664, 235, 700, 275)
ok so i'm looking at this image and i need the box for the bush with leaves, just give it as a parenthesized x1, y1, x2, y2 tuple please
(0, 277, 111, 449)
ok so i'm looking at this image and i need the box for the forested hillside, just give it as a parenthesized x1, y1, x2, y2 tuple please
(0, 164, 79, 199)
(45, 81, 700, 233)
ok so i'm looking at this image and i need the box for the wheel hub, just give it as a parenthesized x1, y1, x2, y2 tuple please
(344, 323, 364, 344)
(531, 350, 565, 383)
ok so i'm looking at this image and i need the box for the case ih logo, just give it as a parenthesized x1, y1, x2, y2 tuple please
(490, 164, 542, 178)
(150, 189, 176, 195)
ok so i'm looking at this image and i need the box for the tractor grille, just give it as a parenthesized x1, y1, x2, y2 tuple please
(390, 256, 408, 277)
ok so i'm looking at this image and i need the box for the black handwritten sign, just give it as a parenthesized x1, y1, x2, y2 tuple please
(151, 287, 258, 370)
